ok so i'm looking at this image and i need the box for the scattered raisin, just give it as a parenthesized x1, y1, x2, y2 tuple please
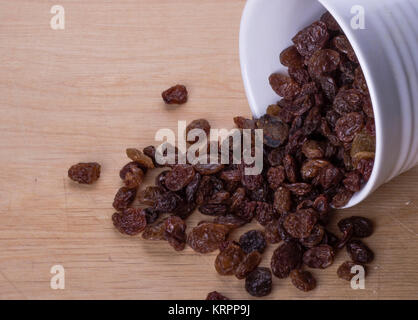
(112, 208, 146, 236)
(113, 187, 137, 211)
(303, 244, 335, 269)
(68, 162, 101, 184)
(290, 269, 316, 292)
(162, 84, 188, 104)
(346, 240, 374, 264)
(239, 230, 267, 254)
(245, 267, 272, 297)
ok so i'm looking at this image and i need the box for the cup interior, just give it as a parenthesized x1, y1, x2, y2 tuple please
(239, 0, 380, 208)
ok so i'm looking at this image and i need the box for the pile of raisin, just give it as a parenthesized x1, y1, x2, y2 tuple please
(107, 12, 377, 299)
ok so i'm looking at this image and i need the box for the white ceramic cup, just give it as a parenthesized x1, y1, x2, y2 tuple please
(240, 0, 418, 207)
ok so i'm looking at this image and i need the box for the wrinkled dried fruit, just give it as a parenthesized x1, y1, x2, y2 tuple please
(198, 203, 228, 216)
(303, 244, 335, 269)
(337, 261, 367, 281)
(164, 215, 187, 251)
(138, 186, 164, 206)
(269, 73, 301, 100)
(271, 241, 303, 278)
(165, 165, 195, 191)
(187, 223, 230, 254)
(245, 267, 272, 297)
(283, 209, 318, 239)
(333, 89, 363, 115)
(264, 219, 282, 244)
(300, 224, 325, 248)
(308, 49, 340, 78)
(255, 202, 276, 226)
(280, 45, 304, 68)
(257, 114, 289, 148)
(274, 186, 292, 214)
(113, 187, 137, 211)
(112, 208, 146, 236)
(292, 21, 329, 57)
(335, 112, 364, 143)
(290, 269, 316, 292)
(239, 230, 267, 254)
(142, 218, 168, 240)
(338, 216, 373, 238)
(162, 84, 188, 104)
(214, 214, 247, 229)
(215, 242, 245, 275)
(206, 291, 229, 300)
(68, 162, 101, 184)
(235, 251, 262, 280)
(346, 240, 374, 264)
(186, 119, 211, 143)
(126, 148, 155, 169)
(267, 166, 286, 190)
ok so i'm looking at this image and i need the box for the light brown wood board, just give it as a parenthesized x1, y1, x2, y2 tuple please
(0, 0, 417, 300)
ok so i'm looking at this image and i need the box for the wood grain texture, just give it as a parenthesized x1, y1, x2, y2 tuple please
(0, 0, 417, 300)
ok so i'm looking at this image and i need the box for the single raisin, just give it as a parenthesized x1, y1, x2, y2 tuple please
(206, 291, 230, 300)
(215, 242, 245, 275)
(113, 187, 137, 211)
(346, 239, 374, 264)
(187, 223, 230, 254)
(290, 269, 316, 292)
(162, 84, 188, 104)
(112, 208, 146, 236)
(271, 241, 303, 278)
(68, 162, 101, 184)
(245, 267, 272, 297)
(337, 261, 367, 281)
(303, 244, 335, 269)
(239, 230, 267, 254)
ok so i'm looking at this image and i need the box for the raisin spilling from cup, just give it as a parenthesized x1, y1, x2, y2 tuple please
(69, 11, 376, 299)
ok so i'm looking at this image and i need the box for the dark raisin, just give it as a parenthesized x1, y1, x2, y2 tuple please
(235, 251, 262, 280)
(214, 214, 247, 229)
(112, 208, 146, 236)
(337, 261, 367, 281)
(320, 11, 340, 31)
(346, 240, 374, 264)
(269, 73, 300, 100)
(303, 244, 335, 269)
(198, 203, 228, 216)
(283, 209, 318, 239)
(113, 187, 137, 211)
(290, 269, 316, 292)
(164, 215, 187, 251)
(206, 291, 230, 300)
(186, 119, 211, 143)
(300, 224, 325, 248)
(292, 21, 329, 57)
(187, 223, 229, 254)
(164, 164, 195, 191)
(256, 114, 289, 148)
(215, 242, 245, 275)
(264, 219, 282, 244)
(245, 267, 272, 297)
(68, 162, 101, 184)
(126, 148, 155, 169)
(162, 84, 188, 104)
(239, 230, 267, 254)
(335, 112, 364, 143)
(338, 216, 373, 238)
(271, 241, 303, 278)
(280, 45, 304, 68)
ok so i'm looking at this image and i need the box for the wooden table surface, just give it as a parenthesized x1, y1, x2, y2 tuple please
(0, 0, 417, 300)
